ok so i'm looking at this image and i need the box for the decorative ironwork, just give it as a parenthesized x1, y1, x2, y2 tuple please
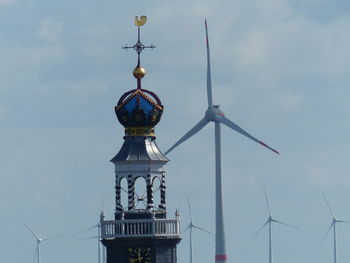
(123, 16, 155, 66)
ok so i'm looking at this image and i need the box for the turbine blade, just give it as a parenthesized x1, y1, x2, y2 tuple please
(187, 196, 193, 222)
(165, 118, 209, 155)
(76, 236, 100, 240)
(338, 220, 350, 223)
(273, 219, 298, 229)
(264, 189, 272, 217)
(182, 224, 191, 234)
(41, 235, 62, 242)
(218, 116, 279, 154)
(80, 223, 100, 233)
(252, 220, 269, 239)
(205, 19, 213, 108)
(192, 224, 214, 235)
(322, 193, 335, 218)
(23, 222, 41, 241)
(321, 221, 334, 244)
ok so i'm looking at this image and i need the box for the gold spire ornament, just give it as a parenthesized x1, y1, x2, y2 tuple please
(134, 16, 147, 27)
(123, 15, 155, 88)
(133, 66, 146, 79)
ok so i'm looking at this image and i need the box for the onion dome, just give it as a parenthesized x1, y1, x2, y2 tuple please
(115, 88, 163, 136)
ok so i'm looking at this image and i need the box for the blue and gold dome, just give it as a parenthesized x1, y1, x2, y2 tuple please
(115, 86, 163, 136)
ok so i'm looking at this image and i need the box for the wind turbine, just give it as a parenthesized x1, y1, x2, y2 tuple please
(79, 222, 103, 263)
(253, 190, 297, 263)
(321, 194, 350, 263)
(79, 206, 106, 263)
(182, 197, 213, 263)
(23, 222, 61, 263)
(165, 20, 279, 263)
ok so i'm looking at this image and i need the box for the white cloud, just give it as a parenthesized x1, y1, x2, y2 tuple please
(36, 17, 64, 42)
(0, 0, 15, 6)
(307, 163, 350, 190)
(279, 91, 304, 112)
(4, 45, 65, 70)
(46, 79, 110, 95)
(151, 0, 350, 88)
(81, 26, 114, 38)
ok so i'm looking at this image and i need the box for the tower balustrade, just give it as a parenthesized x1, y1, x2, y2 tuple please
(101, 218, 180, 239)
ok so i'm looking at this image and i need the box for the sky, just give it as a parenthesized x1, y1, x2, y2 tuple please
(1, 0, 350, 262)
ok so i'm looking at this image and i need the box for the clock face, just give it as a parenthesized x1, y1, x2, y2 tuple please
(128, 247, 151, 263)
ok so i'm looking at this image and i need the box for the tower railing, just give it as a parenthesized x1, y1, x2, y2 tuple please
(101, 218, 180, 239)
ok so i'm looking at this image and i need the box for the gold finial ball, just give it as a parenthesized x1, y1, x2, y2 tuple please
(133, 66, 146, 79)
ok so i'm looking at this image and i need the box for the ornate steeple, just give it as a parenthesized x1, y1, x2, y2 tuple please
(101, 17, 180, 263)
(112, 15, 168, 216)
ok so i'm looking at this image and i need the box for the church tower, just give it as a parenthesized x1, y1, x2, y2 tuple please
(101, 16, 181, 263)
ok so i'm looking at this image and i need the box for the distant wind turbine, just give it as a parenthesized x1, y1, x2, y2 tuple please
(165, 20, 279, 263)
(23, 222, 61, 263)
(182, 197, 213, 263)
(79, 221, 103, 263)
(79, 198, 106, 263)
(253, 190, 297, 263)
(321, 194, 350, 263)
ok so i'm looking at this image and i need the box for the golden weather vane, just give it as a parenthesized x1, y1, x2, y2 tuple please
(134, 16, 147, 27)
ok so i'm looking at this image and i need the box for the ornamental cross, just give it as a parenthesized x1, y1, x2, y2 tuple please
(123, 16, 155, 66)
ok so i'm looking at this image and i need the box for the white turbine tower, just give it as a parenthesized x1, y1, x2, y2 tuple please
(253, 190, 297, 263)
(165, 20, 279, 263)
(23, 222, 61, 263)
(183, 198, 213, 263)
(321, 194, 350, 263)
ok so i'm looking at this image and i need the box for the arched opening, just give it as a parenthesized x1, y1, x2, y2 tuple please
(134, 177, 147, 210)
(119, 177, 128, 210)
(152, 176, 161, 210)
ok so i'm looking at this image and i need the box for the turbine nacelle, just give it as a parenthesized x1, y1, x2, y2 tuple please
(205, 106, 225, 122)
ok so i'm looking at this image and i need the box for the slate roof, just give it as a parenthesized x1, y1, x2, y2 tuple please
(111, 136, 168, 163)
